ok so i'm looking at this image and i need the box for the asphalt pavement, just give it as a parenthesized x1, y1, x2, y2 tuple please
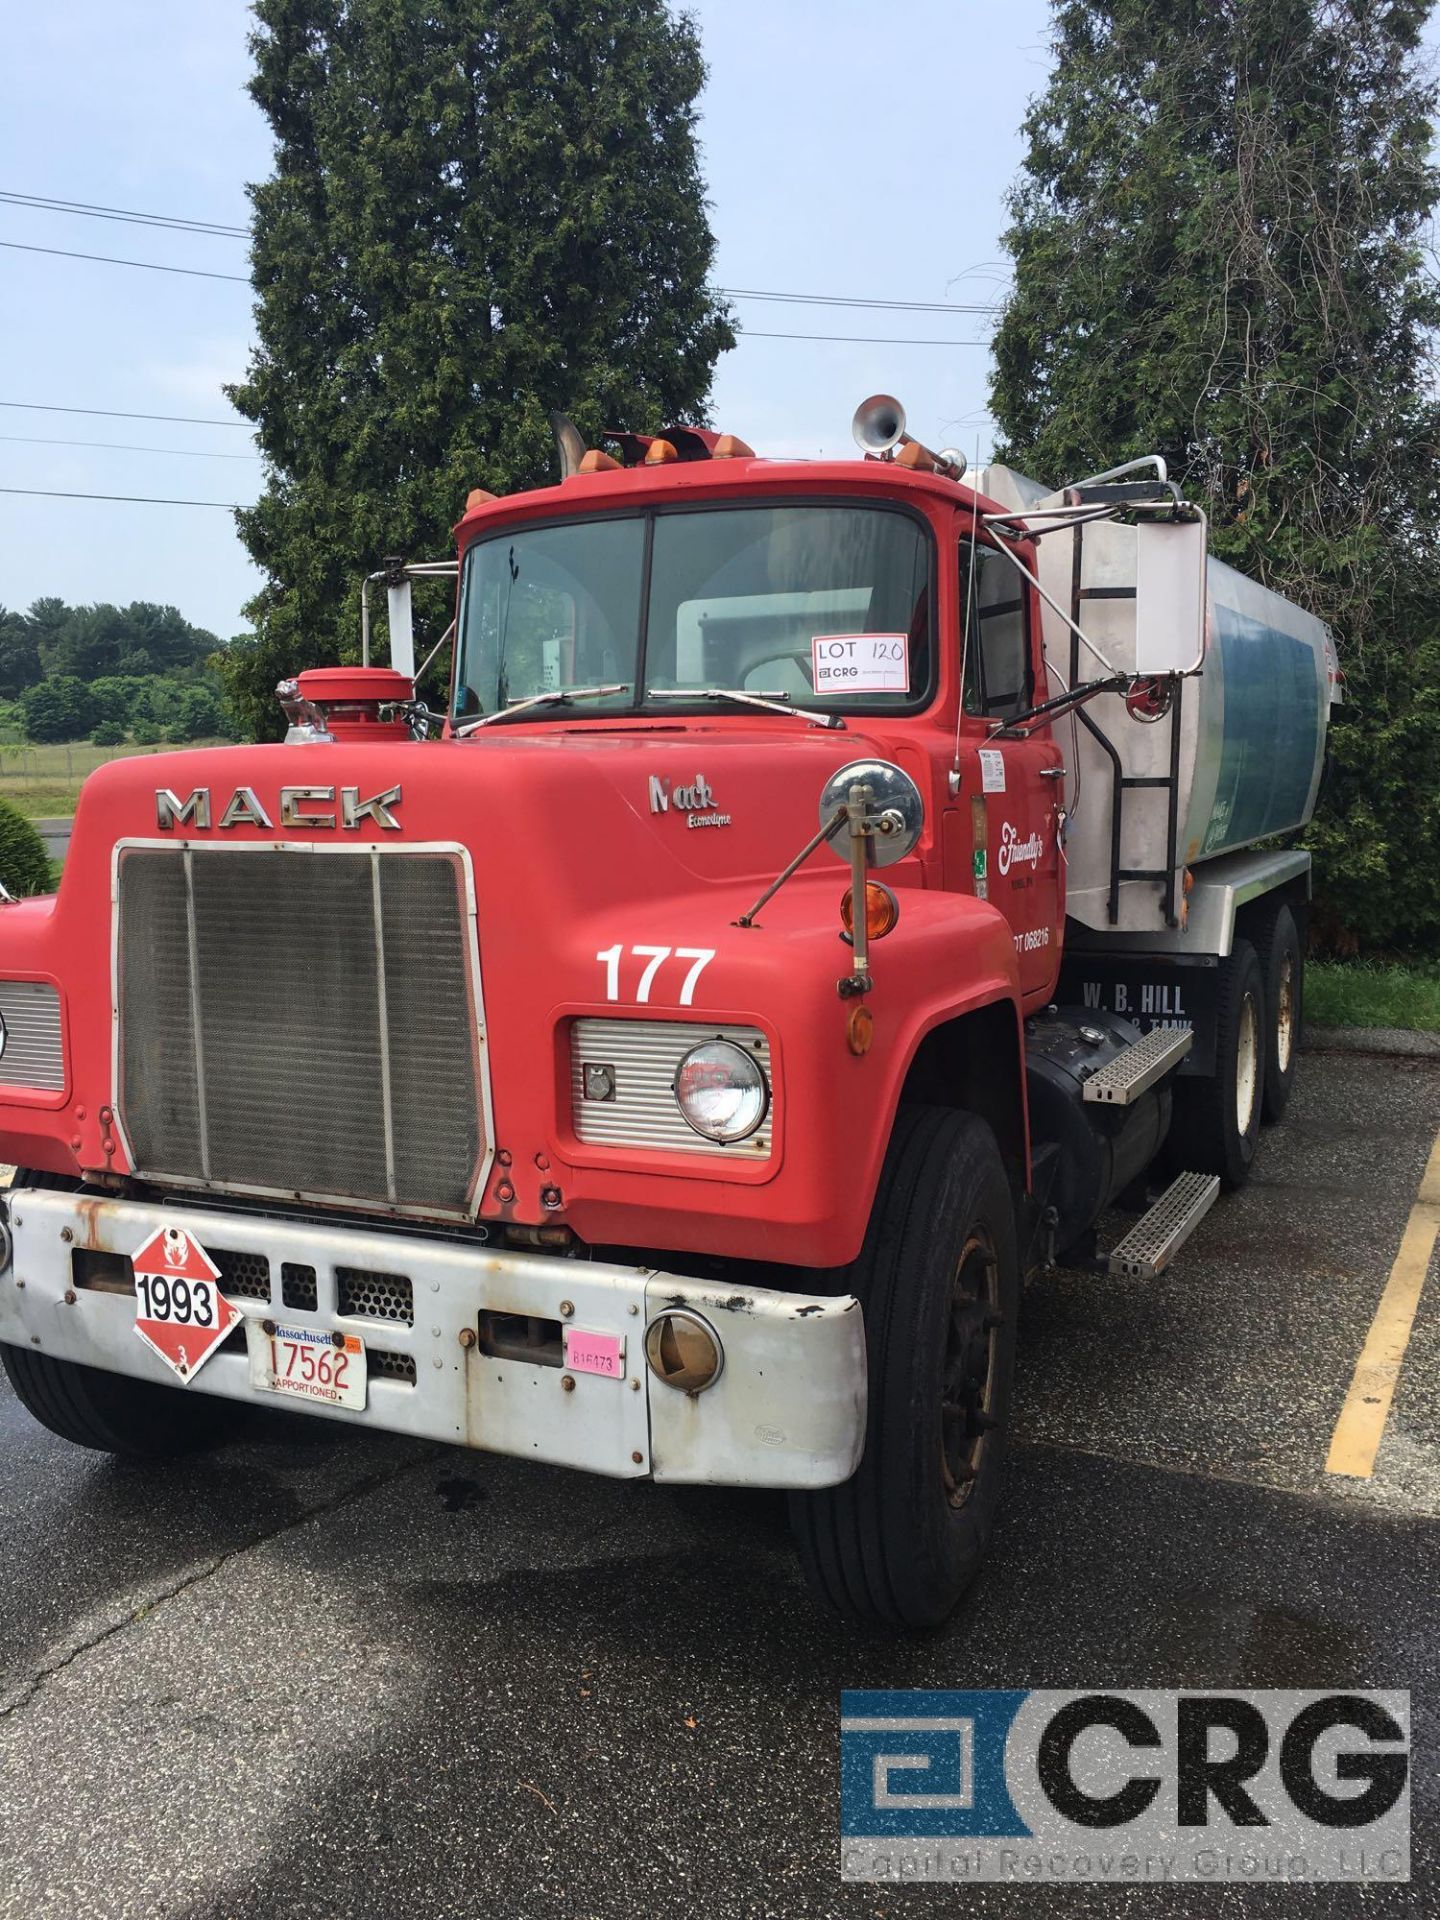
(0, 1044, 1436, 1919)
(35, 818, 71, 862)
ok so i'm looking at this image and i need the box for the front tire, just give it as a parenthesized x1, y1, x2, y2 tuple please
(1, 1169, 239, 1456)
(790, 1107, 1019, 1631)
(0, 1343, 238, 1456)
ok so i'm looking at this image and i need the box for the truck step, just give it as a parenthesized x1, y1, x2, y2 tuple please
(1107, 1170, 1220, 1279)
(1082, 1025, 1193, 1106)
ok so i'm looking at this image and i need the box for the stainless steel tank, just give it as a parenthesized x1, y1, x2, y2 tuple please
(971, 465, 1340, 933)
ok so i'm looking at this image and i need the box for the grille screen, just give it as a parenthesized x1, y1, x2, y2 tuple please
(118, 847, 484, 1215)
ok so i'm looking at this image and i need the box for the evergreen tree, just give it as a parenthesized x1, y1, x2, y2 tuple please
(225, 0, 734, 739)
(991, 0, 1440, 947)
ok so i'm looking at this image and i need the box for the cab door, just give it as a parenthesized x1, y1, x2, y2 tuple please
(951, 529, 1065, 1002)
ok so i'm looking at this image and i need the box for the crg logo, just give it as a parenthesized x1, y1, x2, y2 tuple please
(155, 785, 402, 832)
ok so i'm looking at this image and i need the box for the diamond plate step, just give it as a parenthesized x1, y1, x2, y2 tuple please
(1107, 1171, 1221, 1279)
(1082, 1025, 1193, 1106)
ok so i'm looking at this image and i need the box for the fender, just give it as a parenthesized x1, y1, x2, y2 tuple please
(541, 880, 1024, 1271)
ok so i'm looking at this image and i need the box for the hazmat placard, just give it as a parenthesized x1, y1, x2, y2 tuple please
(131, 1223, 240, 1383)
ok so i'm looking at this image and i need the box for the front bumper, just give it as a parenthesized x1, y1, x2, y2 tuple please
(0, 1189, 866, 1489)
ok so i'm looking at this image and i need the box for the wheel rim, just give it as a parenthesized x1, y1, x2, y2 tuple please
(1236, 993, 1259, 1134)
(1276, 954, 1295, 1076)
(940, 1228, 1000, 1509)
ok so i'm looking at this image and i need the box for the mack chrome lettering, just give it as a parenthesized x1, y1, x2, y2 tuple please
(155, 785, 403, 831)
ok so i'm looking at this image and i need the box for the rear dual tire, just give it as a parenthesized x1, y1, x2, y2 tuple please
(1167, 938, 1266, 1190)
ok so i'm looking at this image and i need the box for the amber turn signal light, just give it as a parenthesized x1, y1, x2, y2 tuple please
(841, 881, 900, 941)
(643, 437, 678, 465)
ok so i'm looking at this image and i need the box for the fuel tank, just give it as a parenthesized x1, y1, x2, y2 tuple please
(1024, 1006, 1171, 1255)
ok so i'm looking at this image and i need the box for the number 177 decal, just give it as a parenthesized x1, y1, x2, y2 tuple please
(596, 944, 715, 1006)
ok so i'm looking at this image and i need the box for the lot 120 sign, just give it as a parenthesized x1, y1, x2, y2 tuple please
(131, 1223, 240, 1382)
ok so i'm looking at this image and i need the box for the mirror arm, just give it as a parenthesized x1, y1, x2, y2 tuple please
(839, 783, 875, 998)
(987, 673, 1131, 739)
(734, 809, 848, 928)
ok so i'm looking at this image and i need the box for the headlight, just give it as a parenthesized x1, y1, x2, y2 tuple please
(673, 1038, 769, 1143)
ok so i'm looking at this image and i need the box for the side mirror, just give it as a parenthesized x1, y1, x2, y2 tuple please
(817, 759, 924, 868)
(383, 555, 416, 679)
(1134, 517, 1207, 674)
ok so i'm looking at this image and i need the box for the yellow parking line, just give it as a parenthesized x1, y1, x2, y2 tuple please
(1325, 1128, 1440, 1480)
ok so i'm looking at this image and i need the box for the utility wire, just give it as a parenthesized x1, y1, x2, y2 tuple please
(744, 330, 989, 347)
(720, 287, 994, 315)
(0, 190, 247, 238)
(0, 239, 249, 282)
(0, 432, 259, 460)
(0, 486, 243, 509)
(2, 239, 988, 343)
(0, 400, 249, 427)
(2, 187, 1001, 316)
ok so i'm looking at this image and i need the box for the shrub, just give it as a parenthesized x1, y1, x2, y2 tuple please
(132, 721, 162, 745)
(90, 720, 126, 746)
(21, 675, 93, 743)
(0, 800, 53, 897)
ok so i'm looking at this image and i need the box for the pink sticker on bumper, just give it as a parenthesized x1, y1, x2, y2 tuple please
(564, 1327, 626, 1379)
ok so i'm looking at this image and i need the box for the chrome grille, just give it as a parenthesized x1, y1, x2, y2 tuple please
(570, 1018, 773, 1156)
(282, 1262, 318, 1311)
(117, 846, 484, 1215)
(0, 981, 64, 1091)
(336, 1265, 413, 1324)
(211, 1248, 271, 1301)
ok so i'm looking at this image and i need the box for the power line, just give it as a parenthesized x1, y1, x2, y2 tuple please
(0, 486, 243, 508)
(0, 190, 247, 238)
(0, 400, 249, 428)
(743, 329, 989, 347)
(3, 187, 1000, 317)
(0, 432, 259, 461)
(720, 287, 994, 316)
(0, 239, 249, 283)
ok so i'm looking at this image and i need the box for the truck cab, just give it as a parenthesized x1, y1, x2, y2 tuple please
(0, 402, 1325, 1629)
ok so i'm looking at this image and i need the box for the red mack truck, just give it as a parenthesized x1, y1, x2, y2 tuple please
(0, 397, 1338, 1628)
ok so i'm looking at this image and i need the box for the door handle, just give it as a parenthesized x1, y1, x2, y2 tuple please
(1039, 766, 1067, 779)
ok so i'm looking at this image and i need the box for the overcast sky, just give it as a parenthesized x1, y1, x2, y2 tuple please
(7, 0, 1424, 643)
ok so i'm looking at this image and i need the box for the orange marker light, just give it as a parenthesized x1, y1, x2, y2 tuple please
(579, 449, 621, 473)
(643, 438, 678, 465)
(464, 487, 497, 512)
(713, 434, 756, 459)
(841, 882, 900, 941)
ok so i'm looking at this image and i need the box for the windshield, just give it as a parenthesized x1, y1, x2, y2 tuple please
(452, 503, 932, 723)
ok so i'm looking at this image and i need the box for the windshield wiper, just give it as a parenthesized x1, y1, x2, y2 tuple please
(647, 688, 845, 730)
(455, 684, 631, 734)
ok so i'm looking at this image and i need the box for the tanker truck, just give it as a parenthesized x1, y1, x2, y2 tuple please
(0, 397, 1339, 1629)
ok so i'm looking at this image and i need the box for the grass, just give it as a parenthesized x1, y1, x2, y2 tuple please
(0, 741, 225, 820)
(1306, 958, 1440, 1033)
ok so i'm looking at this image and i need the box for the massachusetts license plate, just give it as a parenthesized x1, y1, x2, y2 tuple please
(245, 1319, 367, 1410)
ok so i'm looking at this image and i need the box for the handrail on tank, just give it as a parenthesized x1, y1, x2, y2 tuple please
(1064, 453, 1169, 489)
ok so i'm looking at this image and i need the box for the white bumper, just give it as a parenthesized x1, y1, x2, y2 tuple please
(0, 1188, 866, 1489)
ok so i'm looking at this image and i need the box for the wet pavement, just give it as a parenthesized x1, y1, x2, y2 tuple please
(0, 1045, 1435, 1918)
